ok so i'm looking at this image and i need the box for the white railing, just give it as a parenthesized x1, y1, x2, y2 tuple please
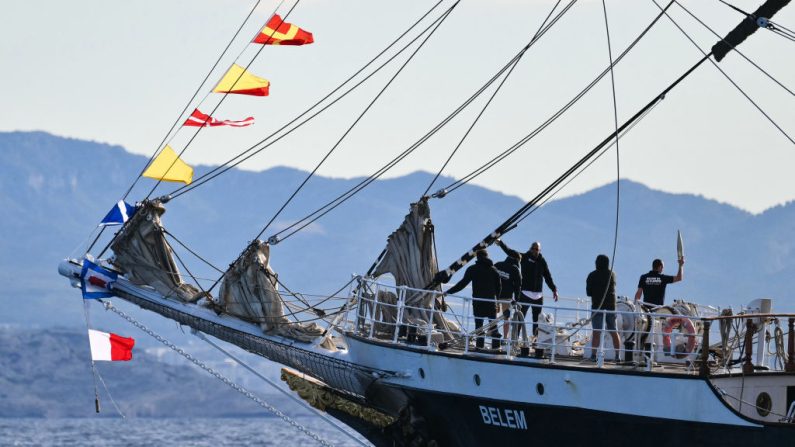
(344, 277, 795, 375)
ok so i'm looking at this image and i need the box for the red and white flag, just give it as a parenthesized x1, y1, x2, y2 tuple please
(183, 109, 254, 127)
(88, 329, 135, 362)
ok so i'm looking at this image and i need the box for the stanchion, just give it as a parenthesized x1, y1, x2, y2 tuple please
(786, 318, 795, 372)
(699, 320, 711, 377)
(742, 319, 756, 374)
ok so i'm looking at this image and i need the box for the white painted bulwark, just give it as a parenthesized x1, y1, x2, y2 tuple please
(347, 337, 759, 427)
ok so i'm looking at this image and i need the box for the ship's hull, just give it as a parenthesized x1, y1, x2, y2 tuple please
(394, 385, 794, 446)
(57, 261, 795, 446)
(345, 336, 795, 446)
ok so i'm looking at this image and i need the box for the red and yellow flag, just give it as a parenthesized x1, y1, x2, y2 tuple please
(213, 64, 270, 96)
(252, 14, 314, 45)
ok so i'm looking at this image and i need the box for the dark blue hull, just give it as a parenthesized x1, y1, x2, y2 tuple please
(388, 386, 795, 446)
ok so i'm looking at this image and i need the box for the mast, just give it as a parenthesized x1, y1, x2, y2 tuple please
(432, 0, 791, 287)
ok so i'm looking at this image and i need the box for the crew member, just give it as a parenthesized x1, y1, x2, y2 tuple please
(634, 257, 684, 306)
(445, 249, 502, 349)
(496, 239, 558, 337)
(586, 254, 621, 361)
(494, 250, 522, 340)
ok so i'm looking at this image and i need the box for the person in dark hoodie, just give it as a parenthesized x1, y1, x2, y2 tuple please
(445, 249, 502, 349)
(496, 239, 558, 337)
(494, 250, 522, 340)
(586, 254, 621, 361)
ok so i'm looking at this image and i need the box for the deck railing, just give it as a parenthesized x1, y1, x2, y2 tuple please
(344, 277, 795, 375)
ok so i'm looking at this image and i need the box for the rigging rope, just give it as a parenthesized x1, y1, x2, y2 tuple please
(268, 1, 580, 243)
(278, 276, 359, 320)
(121, 0, 272, 202)
(184, 3, 458, 303)
(101, 300, 334, 447)
(193, 330, 368, 447)
(655, 1, 795, 146)
(254, 1, 461, 240)
(769, 25, 795, 41)
(81, 301, 125, 417)
(145, 0, 304, 200)
(432, 52, 710, 285)
(167, 0, 449, 200)
(163, 229, 225, 274)
(420, 0, 567, 198)
(715, 386, 792, 420)
(591, 0, 623, 317)
(167, 234, 211, 299)
(438, 1, 675, 197)
(512, 100, 664, 346)
(513, 100, 661, 227)
(88, 0, 287, 257)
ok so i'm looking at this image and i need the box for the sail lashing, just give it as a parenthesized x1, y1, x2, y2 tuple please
(109, 200, 329, 344)
(110, 200, 203, 302)
(216, 240, 327, 343)
(370, 198, 460, 338)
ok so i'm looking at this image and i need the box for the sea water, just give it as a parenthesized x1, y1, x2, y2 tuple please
(0, 417, 372, 446)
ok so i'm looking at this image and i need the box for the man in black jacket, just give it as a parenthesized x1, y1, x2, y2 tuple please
(586, 254, 621, 361)
(445, 249, 502, 349)
(496, 239, 558, 337)
(494, 252, 522, 340)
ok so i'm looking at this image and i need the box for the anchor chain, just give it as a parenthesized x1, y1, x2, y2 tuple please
(101, 300, 334, 447)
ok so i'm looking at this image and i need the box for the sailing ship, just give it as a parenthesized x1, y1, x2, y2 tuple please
(58, 0, 795, 445)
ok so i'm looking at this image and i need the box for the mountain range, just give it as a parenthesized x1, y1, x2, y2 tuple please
(1, 131, 792, 326)
(0, 327, 296, 418)
(0, 131, 792, 416)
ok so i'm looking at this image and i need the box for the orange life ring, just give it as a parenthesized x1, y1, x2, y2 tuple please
(662, 316, 697, 359)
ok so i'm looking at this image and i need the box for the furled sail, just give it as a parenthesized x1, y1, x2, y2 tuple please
(372, 198, 459, 337)
(218, 240, 325, 343)
(111, 200, 203, 302)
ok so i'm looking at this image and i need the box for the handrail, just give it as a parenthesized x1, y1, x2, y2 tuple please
(705, 313, 795, 320)
(347, 277, 794, 376)
(345, 277, 795, 427)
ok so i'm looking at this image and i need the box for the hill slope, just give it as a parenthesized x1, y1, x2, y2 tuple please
(0, 327, 294, 418)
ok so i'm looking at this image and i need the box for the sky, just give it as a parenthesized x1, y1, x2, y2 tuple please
(2, 0, 793, 213)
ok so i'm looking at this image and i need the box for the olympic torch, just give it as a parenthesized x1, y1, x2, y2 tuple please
(677, 230, 684, 261)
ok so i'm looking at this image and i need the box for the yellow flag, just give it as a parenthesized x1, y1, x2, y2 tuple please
(213, 64, 270, 96)
(142, 145, 193, 185)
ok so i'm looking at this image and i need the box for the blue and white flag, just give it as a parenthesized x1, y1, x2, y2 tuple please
(99, 200, 137, 226)
(80, 259, 117, 299)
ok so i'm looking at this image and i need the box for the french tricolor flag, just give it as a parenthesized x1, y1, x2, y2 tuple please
(88, 329, 135, 361)
(100, 200, 137, 226)
(80, 259, 117, 299)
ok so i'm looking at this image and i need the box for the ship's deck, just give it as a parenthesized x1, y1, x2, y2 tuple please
(354, 328, 705, 376)
(347, 278, 795, 380)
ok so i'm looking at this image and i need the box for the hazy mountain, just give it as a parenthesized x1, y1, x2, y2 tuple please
(1, 131, 793, 417)
(0, 327, 299, 418)
(1, 130, 793, 331)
